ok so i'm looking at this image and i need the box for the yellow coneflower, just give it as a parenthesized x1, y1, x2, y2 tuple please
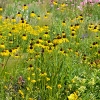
(88, 25, 92, 30)
(71, 29, 76, 33)
(80, 18, 83, 23)
(11, 17, 16, 23)
(35, 53, 40, 58)
(29, 98, 33, 100)
(46, 11, 50, 15)
(70, 32, 76, 38)
(0, 15, 2, 20)
(34, 40, 42, 47)
(0, 50, 9, 56)
(3, 16, 10, 23)
(27, 77, 30, 81)
(27, 46, 34, 53)
(12, 48, 17, 54)
(47, 46, 54, 53)
(75, 23, 80, 29)
(98, 2, 100, 6)
(62, 51, 68, 56)
(0, 43, 5, 48)
(9, 49, 13, 56)
(70, 25, 75, 30)
(68, 92, 78, 100)
(30, 11, 36, 17)
(16, 12, 22, 17)
(68, 48, 73, 52)
(14, 54, 20, 58)
(92, 25, 98, 32)
(44, 15, 48, 19)
(46, 77, 50, 81)
(62, 20, 66, 26)
(88, 23, 94, 31)
(37, 15, 41, 20)
(43, 32, 50, 38)
(22, 34, 27, 40)
(40, 72, 47, 77)
(0, 7, 3, 11)
(46, 85, 52, 90)
(18, 90, 24, 98)
(38, 37, 44, 43)
(53, 37, 62, 44)
(26, 87, 30, 91)
(0, 33, 2, 38)
(78, 14, 83, 19)
(96, 50, 100, 56)
(8, 32, 12, 36)
(9, 39, 13, 44)
(89, 61, 96, 67)
(23, 4, 28, 10)
(53, 1, 58, 5)
(62, 32, 69, 43)
(47, 40, 53, 46)
(59, 48, 64, 54)
(92, 42, 98, 47)
(27, 64, 34, 71)
(58, 84, 62, 89)
(75, 51, 79, 56)
(61, 3, 66, 8)
(31, 80, 36, 83)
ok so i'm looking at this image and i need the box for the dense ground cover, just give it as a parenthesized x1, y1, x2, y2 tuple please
(0, 0, 100, 100)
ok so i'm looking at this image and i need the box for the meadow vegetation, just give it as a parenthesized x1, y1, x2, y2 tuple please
(0, 0, 100, 100)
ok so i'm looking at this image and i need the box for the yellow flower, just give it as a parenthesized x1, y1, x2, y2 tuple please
(18, 90, 24, 98)
(31, 80, 36, 83)
(75, 24, 80, 29)
(80, 18, 83, 23)
(29, 98, 33, 100)
(0, 7, 3, 11)
(46, 11, 50, 15)
(17, 12, 22, 17)
(46, 77, 50, 81)
(23, 4, 28, 10)
(98, 2, 100, 6)
(22, 34, 27, 40)
(0, 43, 5, 48)
(70, 25, 75, 30)
(58, 84, 62, 89)
(53, 1, 58, 5)
(27, 46, 34, 53)
(40, 72, 47, 77)
(4, 85, 8, 89)
(37, 15, 41, 20)
(0, 50, 9, 56)
(62, 20, 66, 26)
(61, 3, 66, 7)
(70, 33, 77, 38)
(68, 92, 78, 100)
(11, 17, 16, 23)
(43, 32, 50, 38)
(26, 87, 30, 91)
(44, 15, 48, 19)
(27, 77, 30, 81)
(46, 85, 52, 90)
(0, 15, 2, 20)
(30, 11, 36, 17)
